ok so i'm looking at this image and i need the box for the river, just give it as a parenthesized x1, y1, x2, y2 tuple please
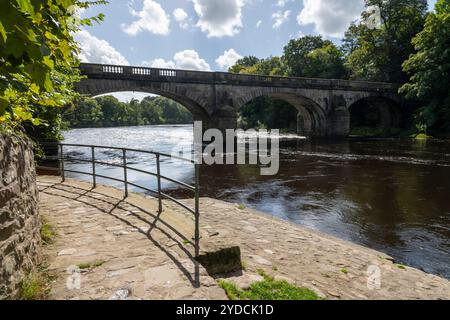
(62, 125, 450, 278)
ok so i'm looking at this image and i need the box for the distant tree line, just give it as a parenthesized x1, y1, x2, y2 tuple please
(62, 95, 192, 128)
(231, 0, 449, 136)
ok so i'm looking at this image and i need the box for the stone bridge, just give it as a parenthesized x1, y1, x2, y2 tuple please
(76, 63, 403, 137)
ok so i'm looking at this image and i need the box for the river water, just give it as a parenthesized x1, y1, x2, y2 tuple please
(63, 125, 450, 278)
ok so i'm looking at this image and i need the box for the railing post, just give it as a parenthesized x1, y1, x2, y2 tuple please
(60, 144, 65, 182)
(91, 146, 96, 188)
(122, 149, 128, 197)
(156, 154, 162, 214)
(194, 163, 200, 258)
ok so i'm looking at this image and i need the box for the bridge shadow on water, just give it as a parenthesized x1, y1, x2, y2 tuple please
(39, 180, 201, 288)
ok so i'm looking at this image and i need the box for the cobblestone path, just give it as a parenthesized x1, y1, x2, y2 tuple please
(38, 176, 450, 300)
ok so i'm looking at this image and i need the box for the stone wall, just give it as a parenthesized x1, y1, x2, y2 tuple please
(0, 134, 41, 299)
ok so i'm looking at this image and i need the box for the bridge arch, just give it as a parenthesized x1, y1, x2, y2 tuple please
(348, 96, 402, 133)
(75, 79, 213, 126)
(235, 89, 327, 137)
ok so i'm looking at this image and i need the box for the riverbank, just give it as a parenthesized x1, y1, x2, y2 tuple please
(62, 126, 450, 277)
(37, 176, 449, 300)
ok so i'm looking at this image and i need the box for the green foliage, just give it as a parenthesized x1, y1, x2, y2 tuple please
(229, 56, 286, 76)
(20, 265, 53, 300)
(415, 133, 432, 140)
(63, 95, 193, 128)
(305, 44, 348, 79)
(401, 0, 450, 135)
(229, 56, 261, 74)
(23, 104, 64, 142)
(77, 260, 105, 270)
(283, 35, 347, 79)
(0, 0, 107, 132)
(344, 0, 428, 82)
(40, 219, 56, 245)
(219, 271, 320, 301)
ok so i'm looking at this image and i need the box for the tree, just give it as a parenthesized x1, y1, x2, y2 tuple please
(283, 35, 346, 78)
(63, 98, 103, 128)
(401, 0, 450, 134)
(157, 97, 193, 124)
(229, 56, 261, 73)
(284, 36, 328, 77)
(231, 56, 287, 76)
(345, 0, 428, 82)
(0, 0, 106, 132)
(305, 44, 348, 79)
(62, 95, 193, 128)
(341, 23, 362, 56)
(96, 96, 125, 127)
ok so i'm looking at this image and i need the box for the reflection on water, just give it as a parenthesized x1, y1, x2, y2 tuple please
(63, 125, 450, 278)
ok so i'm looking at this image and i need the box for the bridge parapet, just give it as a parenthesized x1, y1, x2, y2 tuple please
(79, 63, 398, 93)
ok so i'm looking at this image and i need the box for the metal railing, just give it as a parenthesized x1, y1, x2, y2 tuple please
(38, 143, 201, 257)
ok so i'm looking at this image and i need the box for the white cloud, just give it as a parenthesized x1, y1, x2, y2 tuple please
(149, 58, 176, 69)
(277, 0, 293, 7)
(145, 50, 211, 71)
(297, 0, 364, 38)
(192, 0, 244, 37)
(74, 29, 129, 65)
(215, 49, 243, 70)
(272, 10, 291, 29)
(173, 8, 189, 29)
(256, 20, 262, 28)
(122, 0, 170, 36)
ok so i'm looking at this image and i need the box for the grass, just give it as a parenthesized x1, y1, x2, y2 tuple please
(219, 270, 321, 301)
(40, 218, 56, 245)
(396, 264, 407, 270)
(20, 265, 54, 300)
(415, 133, 432, 140)
(237, 204, 246, 210)
(77, 260, 106, 270)
(340, 268, 348, 274)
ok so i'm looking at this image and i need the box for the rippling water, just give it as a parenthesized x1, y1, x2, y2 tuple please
(63, 125, 450, 278)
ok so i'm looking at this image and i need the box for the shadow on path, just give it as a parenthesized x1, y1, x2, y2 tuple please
(39, 181, 201, 288)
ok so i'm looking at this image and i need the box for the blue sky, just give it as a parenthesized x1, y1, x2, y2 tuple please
(77, 0, 437, 101)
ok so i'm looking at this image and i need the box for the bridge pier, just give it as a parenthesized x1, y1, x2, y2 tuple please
(327, 96, 350, 138)
(208, 106, 238, 137)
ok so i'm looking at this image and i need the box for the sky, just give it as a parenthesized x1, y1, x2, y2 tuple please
(77, 0, 437, 101)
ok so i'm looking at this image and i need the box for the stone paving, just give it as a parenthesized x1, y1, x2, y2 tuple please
(38, 176, 450, 300)
(38, 177, 226, 300)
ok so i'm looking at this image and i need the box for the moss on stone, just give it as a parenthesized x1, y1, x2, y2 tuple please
(197, 246, 242, 275)
(77, 260, 106, 270)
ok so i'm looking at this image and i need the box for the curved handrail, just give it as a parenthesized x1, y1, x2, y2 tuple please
(37, 142, 201, 257)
